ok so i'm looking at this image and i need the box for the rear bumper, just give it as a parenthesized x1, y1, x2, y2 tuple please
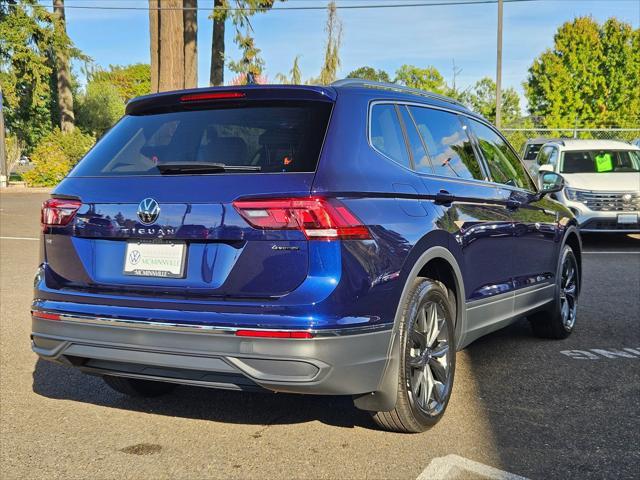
(31, 313, 393, 397)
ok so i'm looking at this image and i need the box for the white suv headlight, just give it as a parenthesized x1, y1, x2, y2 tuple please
(564, 188, 581, 201)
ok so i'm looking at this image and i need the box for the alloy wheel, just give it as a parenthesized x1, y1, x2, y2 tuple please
(407, 300, 452, 416)
(559, 253, 578, 330)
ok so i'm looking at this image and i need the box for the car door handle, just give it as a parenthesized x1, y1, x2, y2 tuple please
(434, 190, 455, 205)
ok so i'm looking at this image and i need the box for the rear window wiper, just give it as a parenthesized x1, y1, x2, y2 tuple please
(155, 162, 261, 174)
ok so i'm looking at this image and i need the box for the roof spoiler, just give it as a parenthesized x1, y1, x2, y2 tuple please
(125, 85, 336, 115)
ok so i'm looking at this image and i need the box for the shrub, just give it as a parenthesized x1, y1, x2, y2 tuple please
(23, 128, 95, 187)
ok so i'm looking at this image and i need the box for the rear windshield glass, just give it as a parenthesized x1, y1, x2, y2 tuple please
(70, 101, 333, 176)
(560, 150, 640, 174)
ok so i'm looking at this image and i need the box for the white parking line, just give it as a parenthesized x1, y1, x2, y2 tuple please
(0, 236, 39, 241)
(583, 251, 640, 254)
(417, 455, 528, 480)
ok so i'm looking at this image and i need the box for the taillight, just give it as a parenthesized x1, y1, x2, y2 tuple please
(233, 197, 371, 240)
(41, 198, 81, 228)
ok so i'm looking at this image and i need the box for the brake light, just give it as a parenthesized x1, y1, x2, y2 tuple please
(41, 198, 81, 228)
(233, 197, 371, 240)
(32, 311, 61, 321)
(180, 91, 245, 102)
(235, 330, 314, 339)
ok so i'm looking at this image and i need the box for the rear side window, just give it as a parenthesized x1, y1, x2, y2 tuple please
(70, 101, 333, 176)
(370, 104, 411, 169)
(467, 120, 535, 191)
(397, 106, 432, 172)
(408, 106, 484, 180)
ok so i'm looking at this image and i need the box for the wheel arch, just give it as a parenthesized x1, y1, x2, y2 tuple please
(563, 227, 582, 287)
(353, 244, 466, 412)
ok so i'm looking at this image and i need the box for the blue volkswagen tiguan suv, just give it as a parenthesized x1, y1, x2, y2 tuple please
(31, 80, 581, 432)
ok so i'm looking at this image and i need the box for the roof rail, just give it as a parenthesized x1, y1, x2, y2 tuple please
(331, 78, 466, 108)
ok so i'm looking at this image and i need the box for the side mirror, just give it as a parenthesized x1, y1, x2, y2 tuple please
(538, 171, 565, 198)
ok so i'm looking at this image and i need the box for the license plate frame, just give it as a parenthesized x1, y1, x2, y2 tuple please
(617, 214, 638, 225)
(123, 241, 187, 278)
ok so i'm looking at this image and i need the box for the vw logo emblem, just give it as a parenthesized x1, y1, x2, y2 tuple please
(129, 250, 141, 265)
(137, 198, 160, 225)
(622, 193, 632, 203)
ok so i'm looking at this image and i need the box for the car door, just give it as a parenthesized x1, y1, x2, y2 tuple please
(403, 105, 516, 325)
(465, 118, 558, 316)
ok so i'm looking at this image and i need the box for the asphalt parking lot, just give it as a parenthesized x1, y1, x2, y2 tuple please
(1, 190, 639, 480)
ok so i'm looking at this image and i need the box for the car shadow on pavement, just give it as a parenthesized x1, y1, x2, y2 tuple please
(31, 358, 377, 430)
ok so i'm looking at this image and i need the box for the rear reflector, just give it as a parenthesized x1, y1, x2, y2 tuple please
(41, 198, 82, 228)
(32, 311, 61, 321)
(180, 91, 245, 102)
(235, 330, 314, 339)
(233, 197, 371, 240)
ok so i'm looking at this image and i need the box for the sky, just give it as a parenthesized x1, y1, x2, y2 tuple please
(61, 0, 640, 104)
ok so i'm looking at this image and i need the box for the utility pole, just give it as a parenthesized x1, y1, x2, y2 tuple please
(495, 0, 503, 128)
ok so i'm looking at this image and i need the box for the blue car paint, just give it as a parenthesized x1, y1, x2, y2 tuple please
(34, 83, 577, 337)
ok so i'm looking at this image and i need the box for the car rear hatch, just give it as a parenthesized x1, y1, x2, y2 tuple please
(43, 86, 336, 300)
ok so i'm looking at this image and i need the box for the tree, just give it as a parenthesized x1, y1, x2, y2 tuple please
(525, 17, 640, 128)
(317, 1, 342, 85)
(52, 0, 74, 132)
(1, 1, 55, 150)
(210, 0, 225, 86)
(0, 0, 85, 150)
(346, 66, 391, 83)
(75, 81, 125, 137)
(466, 77, 521, 125)
(228, 29, 265, 80)
(90, 64, 151, 102)
(209, 1, 276, 86)
(276, 55, 302, 84)
(75, 63, 151, 136)
(148, 0, 197, 92)
(4, 135, 24, 180)
(394, 65, 446, 93)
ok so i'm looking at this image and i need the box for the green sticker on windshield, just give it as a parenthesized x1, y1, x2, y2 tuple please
(595, 153, 613, 172)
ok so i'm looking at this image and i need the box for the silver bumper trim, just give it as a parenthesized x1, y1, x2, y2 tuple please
(31, 310, 392, 338)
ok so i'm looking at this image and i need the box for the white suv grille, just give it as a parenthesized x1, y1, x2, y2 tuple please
(575, 191, 640, 212)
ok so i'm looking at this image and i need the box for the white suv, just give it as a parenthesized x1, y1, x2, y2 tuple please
(536, 139, 640, 233)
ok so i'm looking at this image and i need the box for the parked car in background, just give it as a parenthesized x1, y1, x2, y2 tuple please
(536, 139, 640, 233)
(521, 137, 564, 176)
(31, 80, 581, 433)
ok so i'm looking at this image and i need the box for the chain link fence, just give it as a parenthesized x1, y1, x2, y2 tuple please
(502, 128, 640, 154)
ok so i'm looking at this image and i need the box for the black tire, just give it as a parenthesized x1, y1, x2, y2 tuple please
(103, 376, 176, 397)
(372, 278, 456, 433)
(529, 244, 579, 339)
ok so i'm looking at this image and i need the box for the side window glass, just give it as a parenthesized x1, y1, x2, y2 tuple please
(398, 105, 432, 173)
(370, 104, 410, 169)
(468, 120, 536, 191)
(548, 148, 558, 166)
(408, 106, 484, 180)
(537, 146, 550, 166)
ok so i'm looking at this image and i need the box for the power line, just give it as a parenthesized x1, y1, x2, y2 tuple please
(32, 0, 543, 12)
